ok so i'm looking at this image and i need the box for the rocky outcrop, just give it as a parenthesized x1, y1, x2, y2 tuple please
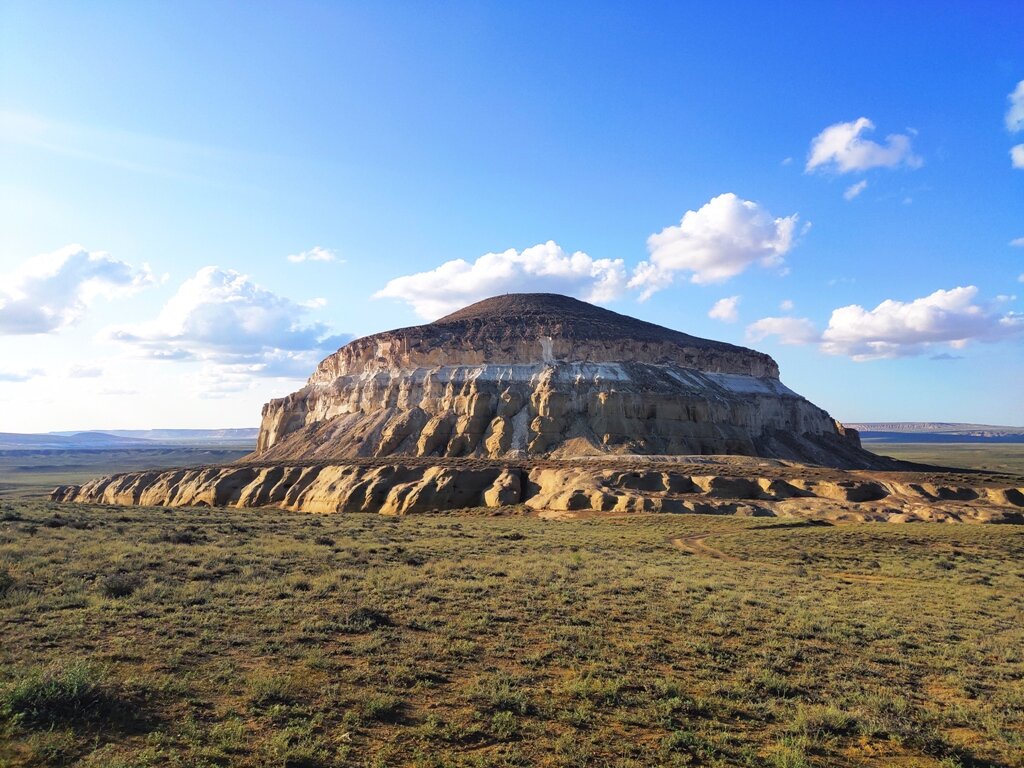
(254, 293, 873, 467)
(51, 459, 1024, 523)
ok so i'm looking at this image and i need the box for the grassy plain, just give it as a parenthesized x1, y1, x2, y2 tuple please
(1, 501, 1022, 768)
(0, 448, 251, 501)
(865, 443, 1024, 476)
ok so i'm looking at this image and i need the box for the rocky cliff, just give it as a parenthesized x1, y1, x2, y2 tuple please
(51, 457, 1024, 523)
(255, 293, 867, 466)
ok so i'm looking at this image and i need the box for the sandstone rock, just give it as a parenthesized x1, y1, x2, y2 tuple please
(253, 293, 875, 467)
(50, 457, 1024, 523)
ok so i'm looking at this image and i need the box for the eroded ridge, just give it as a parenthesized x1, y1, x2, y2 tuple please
(51, 457, 1024, 523)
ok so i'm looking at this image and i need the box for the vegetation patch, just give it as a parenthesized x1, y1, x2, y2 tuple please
(1, 500, 1022, 767)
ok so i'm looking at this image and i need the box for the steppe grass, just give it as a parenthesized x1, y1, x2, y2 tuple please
(1, 499, 1022, 767)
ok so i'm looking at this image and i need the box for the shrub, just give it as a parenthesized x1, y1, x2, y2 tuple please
(161, 530, 199, 545)
(490, 710, 519, 739)
(247, 673, 302, 707)
(1, 661, 121, 728)
(100, 572, 141, 598)
(471, 674, 531, 715)
(0, 567, 14, 596)
(361, 693, 403, 722)
(342, 607, 392, 632)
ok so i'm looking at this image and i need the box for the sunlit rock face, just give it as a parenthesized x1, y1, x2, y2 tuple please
(255, 293, 863, 465)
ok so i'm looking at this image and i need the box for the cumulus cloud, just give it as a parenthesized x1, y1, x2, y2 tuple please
(287, 246, 338, 264)
(708, 296, 740, 323)
(628, 194, 799, 298)
(746, 316, 819, 346)
(820, 286, 1023, 360)
(1012, 144, 1024, 169)
(843, 180, 869, 200)
(109, 266, 349, 376)
(1007, 81, 1024, 133)
(1010, 237, 1024, 247)
(746, 287, 1022, 360)
(0, 244, 155, 335)
(0, 367, 44, 383)
(779, 299, 795, 312)
(374, 241, 627, 320)
(67, 365, 103, 378)
(806, 118, 922, 173)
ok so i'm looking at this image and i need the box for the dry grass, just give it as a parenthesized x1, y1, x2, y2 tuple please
(1, 499, 1022, 767)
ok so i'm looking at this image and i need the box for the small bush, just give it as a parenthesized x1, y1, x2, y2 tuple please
(490, 710, 519, 739)
(313, 535, 335, 546)
(342, 607, 392, 632)
(471, 675, 531, 715)
(1, 661, 121, 728)
(248, 673, 301, 707)
(100, 572, 141, 598)
(361, 693, 403, 722)
(0, 567, 14, 596)
(161, 530, 199, 545)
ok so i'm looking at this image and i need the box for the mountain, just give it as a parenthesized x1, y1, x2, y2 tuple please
(256, 293, 874, 467)
(1, 429, 258, 451)
(48, 428, 258, 444)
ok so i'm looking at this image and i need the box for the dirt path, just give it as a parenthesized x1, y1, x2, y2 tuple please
(669, 532, 909, 586)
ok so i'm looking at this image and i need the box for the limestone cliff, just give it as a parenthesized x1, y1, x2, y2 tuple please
(255, 293, 865, 466)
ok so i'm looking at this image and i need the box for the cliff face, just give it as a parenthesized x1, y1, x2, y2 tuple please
(255, 293, 860, 464)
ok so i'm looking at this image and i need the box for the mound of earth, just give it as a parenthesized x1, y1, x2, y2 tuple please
(256, 293, 872, 467)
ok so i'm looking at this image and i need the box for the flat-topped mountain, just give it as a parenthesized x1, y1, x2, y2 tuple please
(311, 293, 777, 378)
(256, 293, 870, 466)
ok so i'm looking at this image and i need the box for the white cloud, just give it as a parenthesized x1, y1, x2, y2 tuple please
(779, 299, 795, 312)
(746, 316, 819, 346)
(1019, 273, 1024, 283)
(287, 246, 338, 264)
(1010, 237, 1024, 247)
(67, 365, 103, 378)
(0, 244, 155, 335)
(1007, 81, 1024, 133)
(628, 193, 799, 298)
(1012, 144, 1024, 169)
(374, 240, 627, 320)
(109, 266, 349, 376)
(843, 180, 868, 200)
(806, 117, 922, 173)
(0, 367, 45, 383)
(708, 296, 740, 323)
(820, 286, 1022, 360)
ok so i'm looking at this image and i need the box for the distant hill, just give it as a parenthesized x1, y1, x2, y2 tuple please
(0, 431, 154, 450)
(848, 423, 1024, 443)
(48, 428, 259, 443)
(0, 428, 258, 451)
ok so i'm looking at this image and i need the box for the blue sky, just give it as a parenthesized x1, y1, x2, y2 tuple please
(1, 1, 1022, 431)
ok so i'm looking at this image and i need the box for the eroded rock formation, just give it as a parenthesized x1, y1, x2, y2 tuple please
(51, 458, 1024, 523)
(255, 293, 869, 466)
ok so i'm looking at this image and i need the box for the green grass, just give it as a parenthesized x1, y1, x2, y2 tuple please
(866, 442, 1024, 475)
(0, 447, 251, 500)
(1, 500, 1022, 767)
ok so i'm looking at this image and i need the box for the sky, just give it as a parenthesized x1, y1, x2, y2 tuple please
(1, 1, 1022, 432)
